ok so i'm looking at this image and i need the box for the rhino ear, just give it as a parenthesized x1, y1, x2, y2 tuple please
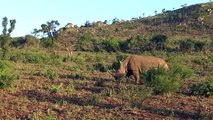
(119, 60, 122, 64)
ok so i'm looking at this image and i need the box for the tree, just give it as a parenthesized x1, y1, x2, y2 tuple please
(154, 10, 158, 15)
(84, 20, 91, 27)
(0, 17, 16, 59)
(162, 8, 166, 14)
(143, 13, 145, 18)
(112, 17, 119, 24)
(34, 20, 60, 45)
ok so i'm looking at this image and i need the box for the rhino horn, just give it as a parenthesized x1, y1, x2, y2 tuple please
(108, 70, 115, 76)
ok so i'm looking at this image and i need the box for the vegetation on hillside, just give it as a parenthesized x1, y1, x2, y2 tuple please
(0, 2, 213, 119)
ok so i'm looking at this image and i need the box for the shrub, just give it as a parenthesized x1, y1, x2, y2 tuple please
(150, 34, 167, 50)
(75, 33, 97, 51)
(179, 39, 194, 52)
(189, 78, 213, 97)
(100, 38, 120, 52)
(169, 64, 194, 79)
(0, 60, 17, 89)
(40, 37, 53, 48)
(124, 35, 150, 53)
(69, 54, 86, 64)
(50, 53, 63, 65)
(10, 37, 26, 48)
(119, 40, 129, 52)
(24, 35, 39, 47)
(141, 64, 193, 94)
(194, 41, 206, 51)
(25, 53, 48, 64)
(93, 62, 108, 72)
(141, 67, 181, 94)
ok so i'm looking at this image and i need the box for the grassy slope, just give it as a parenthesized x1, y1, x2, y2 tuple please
(58, 2, 213, 45)
(0, 47, 212, 119)
(0, 2, 213, 120)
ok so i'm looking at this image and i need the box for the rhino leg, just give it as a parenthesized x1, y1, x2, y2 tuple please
(126, 70, 133, 83)
(132, 70, 140, 84)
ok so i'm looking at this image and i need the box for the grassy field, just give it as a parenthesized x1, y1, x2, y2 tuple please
(0, 2, 212, 119)
(0, 47, 212, 119)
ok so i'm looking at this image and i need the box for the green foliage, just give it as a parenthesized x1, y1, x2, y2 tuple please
(24, 35, 39, 47)
(47, 84, 61, 93)
(87, 94, 100, 105)
(10, 37, 26, 48)
(69, 54, 86, 64)
(0, 17, 16, 59)
(0, 35, 10, 59)
(25, 53, 48, 64)
(0, 60, 17, 89)
(179, 39, 194, 52)
(194, 41, 206, 51)
(150, 34, 167, 50)
(2, 17, 16, 35)
(2, 17, 8, 35)
(100, 38, 120, 52)
(44, 68, 59, 80)
(50, 53, 63, 65)
(169, 64, 194, 79)
(93, 62, 108, 72)
(44, 115, 57, 120)
(141, 67, 181, 94)
(34, 20, 60, 45)
(40, 37, 54, 48)
(190, 78, 213, 97)
(11, 35, 39, 48)
(125, 35, 150, 53)
(75, 33, 98, 51)
(141, 64, 193, 94)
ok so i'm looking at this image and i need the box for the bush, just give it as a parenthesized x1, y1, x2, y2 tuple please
(75, 33, 97, 51)
(169, 64, 194, 79)
(24, 35, 39, 47)
(10, 37, 26, 48)
(40, 37, 54, 48)
(141, 67, 181, 94)
(0, 60, 17, 89)
(69, 54, 86, 64)
(190, 78, 213, 97)
(50, 53, 63, 65)
(93, 62, 108, 72)
(25, 53, 48, 64)
(150, 34, 167, 50)
(179, 39, 194, 52)
(194, 41, 206, 51)
(124, 35, 150, 53)
(141, 64, 193, 94)
(100, 38, 120, 52)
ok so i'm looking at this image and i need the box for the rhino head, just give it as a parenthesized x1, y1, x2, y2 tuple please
(109, 61, 126, 81)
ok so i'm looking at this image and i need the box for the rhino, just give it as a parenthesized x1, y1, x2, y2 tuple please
(111, 55, 168, 84)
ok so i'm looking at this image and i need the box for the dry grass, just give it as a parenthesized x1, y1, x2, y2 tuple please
(0, 48, 212, 119)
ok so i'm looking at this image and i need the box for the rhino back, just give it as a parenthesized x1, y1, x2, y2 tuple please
(127, 55, 166, 71)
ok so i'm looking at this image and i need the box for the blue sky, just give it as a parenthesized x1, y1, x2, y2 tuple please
(0, 0, 210, 37)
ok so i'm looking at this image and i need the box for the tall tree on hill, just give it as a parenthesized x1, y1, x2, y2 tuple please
(34, 20, 60, 46)
(0, 17, 16, 59)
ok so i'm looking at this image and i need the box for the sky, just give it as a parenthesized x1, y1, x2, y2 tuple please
(0, 0, 210, 37)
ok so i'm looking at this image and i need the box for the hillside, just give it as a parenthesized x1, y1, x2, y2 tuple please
(1, 2, 213, 120)
(57, 2, 213, 47)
